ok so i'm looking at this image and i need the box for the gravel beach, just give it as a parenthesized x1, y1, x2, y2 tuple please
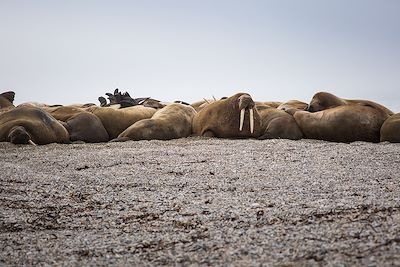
(1, 138, 399, 266)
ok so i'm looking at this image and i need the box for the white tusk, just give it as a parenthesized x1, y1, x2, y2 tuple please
(239, 108, 245, 131)
(250, 108, 254, 133)
(28, 140, 37, 146)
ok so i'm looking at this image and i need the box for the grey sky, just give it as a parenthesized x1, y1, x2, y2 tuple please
(1, 0, 399, 111)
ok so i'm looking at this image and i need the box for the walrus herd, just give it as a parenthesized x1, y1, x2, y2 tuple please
(0, 89, 399, 145)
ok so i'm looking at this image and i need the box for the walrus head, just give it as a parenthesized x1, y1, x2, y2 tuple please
(307, 92, 346, 112)
(7, 126, 35, 145)
(237, 94, 256, 134)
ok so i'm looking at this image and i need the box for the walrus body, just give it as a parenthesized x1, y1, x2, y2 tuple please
(277, 100, 308, 111)
(308, 92, 394, 116)
(292, 104, 389, 143)
(257, 105, 303, 140)
(44, 106, 109, 143)
(192, 93, 261, 138)
(380, 113, 400, 142)
(86, 106, 156, 139)
(114, 103, 196, 141)
(0, 106, 70, 145)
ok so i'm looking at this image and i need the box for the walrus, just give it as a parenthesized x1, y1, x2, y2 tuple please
(307, 91, 394, 116)
(0, 91, 16, 113)
(277, 100, 308, 111)
(85, 105, 157, 139)
(287, 103, 390, 143)
(0, 106, 70, 145)
(256, 104, 303, 140)
(192, 93, 261, 138)
(112, 103, 196, 141)
(43, 106, 109, 143)
(380, 113, 400, 142)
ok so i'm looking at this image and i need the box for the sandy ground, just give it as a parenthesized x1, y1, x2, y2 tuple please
(0, 137, 399, 266)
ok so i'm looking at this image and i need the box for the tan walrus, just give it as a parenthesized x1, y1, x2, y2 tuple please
(257, 104, 303, 140)
(307, 91, 394, 116)
(380, 113, 400, 142)
(0, 106, 70, 145)
(277, 100, 308, 111)
(287, 103, 390, 143)
(44, 106, 109, 143)
(112, 103, 196, 141)
(192, 93, 261, 138)
(85, 106, 157, 139)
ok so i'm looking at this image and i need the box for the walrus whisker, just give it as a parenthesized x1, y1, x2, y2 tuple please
(250, 108, 254, 133)
(203, 98, 210, 104)
(239, 108, 245, 131)
(28, 140, 37, 146)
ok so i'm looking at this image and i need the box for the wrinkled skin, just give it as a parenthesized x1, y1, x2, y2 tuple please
(192, 93, 261, 138)
(380, 113, 400, 142)
(44, 106, 109, 143)
(112, 104, 196, 141)
(308, 92, 394, 116)
(0, 106, 70, 145)
(257, 104, 303, 140)
(291, 104, 389, 143)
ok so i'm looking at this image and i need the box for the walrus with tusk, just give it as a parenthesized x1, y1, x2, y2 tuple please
(192, 92, 261, 138)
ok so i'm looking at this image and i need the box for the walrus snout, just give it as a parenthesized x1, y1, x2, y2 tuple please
(8, 126, 32, 144)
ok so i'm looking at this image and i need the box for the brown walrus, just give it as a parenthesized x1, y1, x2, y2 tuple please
(192, 93, 261, 138)
(0, 106, 70, 145)
(85, 106, 157, 139)
(43, 106, 109, 143)
(112, 103, 196, 141)
(288, 103, 390, 143)
(0, 91, 16, 113)
(380, 113, 400, 142)
(257, 104, 303, 140)
(307, 91, 394, 116)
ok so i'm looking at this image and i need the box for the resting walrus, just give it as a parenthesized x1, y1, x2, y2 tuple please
(192, 93, 261, 138)
(112, 103, 196, 141)
(85, 106, 157, 139)
(380, 113, 400, 143)
(0, 106, 70, 145)
(307, 91, 394, 116)
(0, 91, 16, 113)
(257, 104, 303, 140)
(288, 103, 390, 143)
(44, 106, 109, 143)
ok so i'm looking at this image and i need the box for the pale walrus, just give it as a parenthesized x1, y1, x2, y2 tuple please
(307, 91, 394, 116)
(43, 106, 109, 143)
(85, 106, 157, 139)
(112, 103, 196, 141)
(380, 113, 400, 142)
(0, 106, 70, 145)
(288, 103, 390, 143)
(192, 93, 261, 138)
(256, 104, 303, 140)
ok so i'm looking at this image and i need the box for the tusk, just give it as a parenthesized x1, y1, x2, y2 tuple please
(249, 108, 254, 133)
(28, 140, 37, 146)
(239, 108, 245, 131)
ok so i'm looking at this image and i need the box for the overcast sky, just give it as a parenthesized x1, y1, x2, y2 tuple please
(1, 0, 399, 111)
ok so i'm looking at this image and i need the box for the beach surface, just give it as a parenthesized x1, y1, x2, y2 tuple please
(1, 138, 399, 266)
